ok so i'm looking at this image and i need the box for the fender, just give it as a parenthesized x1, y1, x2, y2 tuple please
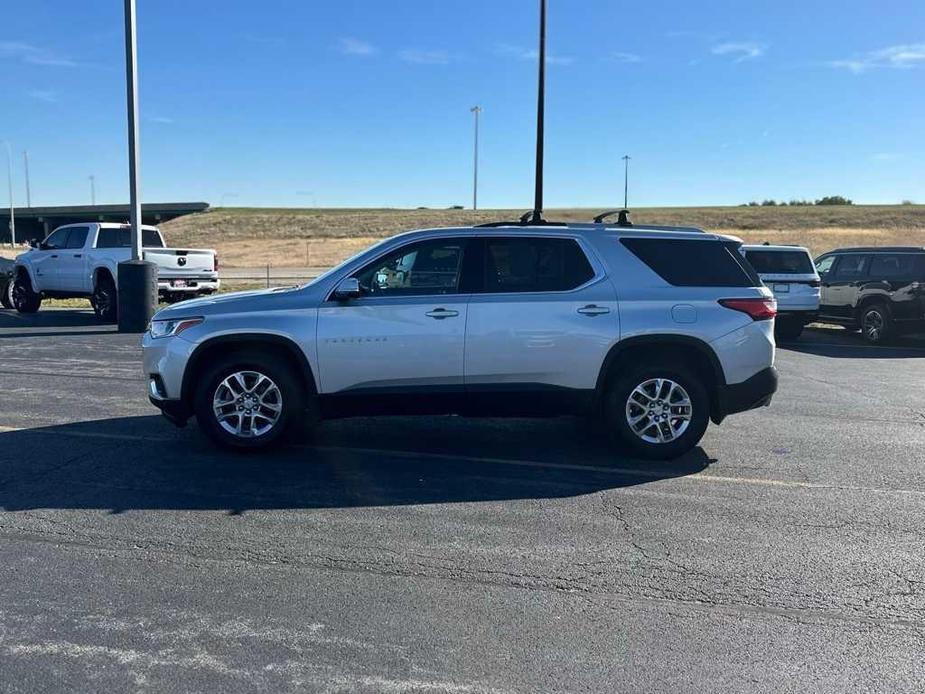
(91, 261, 120, 290)
(594, 334, 727, 397)
(12, 262, 39, 291)
(180, 332, 318, 404)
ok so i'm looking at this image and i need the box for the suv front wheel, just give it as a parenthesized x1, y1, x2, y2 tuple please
(606, 363, 710, 460)
(193, 351, 308, 451)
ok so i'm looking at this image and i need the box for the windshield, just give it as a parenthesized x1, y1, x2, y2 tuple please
(744, 249, 814, 274)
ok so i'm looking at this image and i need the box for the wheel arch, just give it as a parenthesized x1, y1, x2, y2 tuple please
(594, 335, 726, 413)
(92, 264, 116, 289)
(180, 333, 318, 406)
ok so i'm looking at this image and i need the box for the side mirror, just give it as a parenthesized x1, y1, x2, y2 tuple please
(29, 239, 39, 249)
(333, 277, 361, 301)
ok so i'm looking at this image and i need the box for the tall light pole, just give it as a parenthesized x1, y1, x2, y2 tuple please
(23, 151, 31, 207)
(4, 142, 14, 247)
(118, 0, 157, 332)
(89, 175, 96, 206)
(622, 154, 631, 209)
(470, 106, 482, 210)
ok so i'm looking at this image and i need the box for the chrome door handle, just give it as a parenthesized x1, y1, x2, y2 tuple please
(577, 304, 610, 316)
(425, 308, 459, 319)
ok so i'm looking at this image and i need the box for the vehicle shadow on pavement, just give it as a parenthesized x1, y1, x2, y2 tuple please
(0, 309, 116, 339)
(0, 415, 713, 512)
(780, 326, 925, 359)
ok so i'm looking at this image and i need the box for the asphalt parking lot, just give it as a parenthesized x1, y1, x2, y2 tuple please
(1, 309, 924, 693)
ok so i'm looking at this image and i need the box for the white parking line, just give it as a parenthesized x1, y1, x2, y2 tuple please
(3, 422, 925, 497)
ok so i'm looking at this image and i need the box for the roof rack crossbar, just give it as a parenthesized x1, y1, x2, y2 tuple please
(592, 209, 633, 226)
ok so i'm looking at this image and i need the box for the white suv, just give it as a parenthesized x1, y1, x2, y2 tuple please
(142, 222, 778, 459)
(740, 244, 820, 341)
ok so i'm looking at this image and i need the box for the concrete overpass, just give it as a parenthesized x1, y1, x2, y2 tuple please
(2, 202, 209, 244)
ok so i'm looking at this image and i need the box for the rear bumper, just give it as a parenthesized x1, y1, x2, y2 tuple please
(712, 366, 778, 424)
(157, 277, 220, 294)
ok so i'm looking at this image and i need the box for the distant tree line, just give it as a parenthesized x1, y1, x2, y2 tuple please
(742, 196, 853, 207)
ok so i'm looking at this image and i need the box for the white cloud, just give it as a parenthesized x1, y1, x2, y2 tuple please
(0, 40, 77, 67)
(611, 52, 642, 64)
(711, 41, 767, 62)
(496, 43, 574, 65)
(27, 89, 57, 103)
(338, 37, 376, 56)
(829, 43, 925, 73)
(398, 49, 451, 65)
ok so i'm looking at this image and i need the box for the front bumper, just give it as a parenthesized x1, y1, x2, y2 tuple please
(712, 366, 778, 424)
(148, 393, 191, 427)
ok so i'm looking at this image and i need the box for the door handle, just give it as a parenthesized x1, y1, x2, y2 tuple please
(577, 304, 610, 316)
(425, 308, 459, 319)
(50, 254, 58, 259)
(73, 254, 82, 258)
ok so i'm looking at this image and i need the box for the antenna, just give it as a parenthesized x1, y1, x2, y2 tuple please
(525, 0, 547, 225)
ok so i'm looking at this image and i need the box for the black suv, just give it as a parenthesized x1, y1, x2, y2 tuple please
(814, 247, 925, 344)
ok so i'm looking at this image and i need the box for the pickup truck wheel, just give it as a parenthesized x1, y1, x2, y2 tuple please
(11, 275, 41, 314)
(91, 275, 118, 322)
(606, 363, 710, 461)
(193, 352, 306, 451)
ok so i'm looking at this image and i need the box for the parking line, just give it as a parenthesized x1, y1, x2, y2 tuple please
(3, 423, 924, 497)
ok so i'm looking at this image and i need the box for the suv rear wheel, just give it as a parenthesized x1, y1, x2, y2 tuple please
(606, 363, 710, 460)
(193, 351, 308, 451)
(859, 302, 893, 345)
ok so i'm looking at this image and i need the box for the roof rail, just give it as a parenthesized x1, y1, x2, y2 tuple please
(475, 210, 569, 228)
(592, 209, 633, 226)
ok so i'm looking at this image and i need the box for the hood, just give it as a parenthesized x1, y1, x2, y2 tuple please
(153, 285, 308, 319)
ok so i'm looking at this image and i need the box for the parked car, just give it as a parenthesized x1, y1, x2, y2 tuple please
(814, 246, 925, 344)
(740, 244, 820, 341)
(143, 222, 778, 460)
(0, 257, 13, 309)
(10, 223, 219, 320)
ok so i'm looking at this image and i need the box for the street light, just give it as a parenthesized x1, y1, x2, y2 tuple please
(89, 175, 96, 206)
(117, 0, 157, 332)
(23, 150, 31, 208)
(470, 106, 482, 210)
(4, 141, 14, 247)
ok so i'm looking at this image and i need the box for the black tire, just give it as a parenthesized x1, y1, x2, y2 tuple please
(0, 280, 12, 309)
(91, 273, 118, 322)
(605, 362, 710, 460)
(193, 350, 309, 451)
(859, 302, 893, 345)
(775, 318, 804, 342)
(11, 273, 41, 314)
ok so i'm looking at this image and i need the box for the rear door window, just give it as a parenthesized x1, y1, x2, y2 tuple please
(64, 227, 89, 249)
(744, 249, 814, 274)
(481, 237, 595, 293)
(621, 238, 758, 287)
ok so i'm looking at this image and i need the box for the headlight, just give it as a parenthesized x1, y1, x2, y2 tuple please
(148, 317, 203, 339)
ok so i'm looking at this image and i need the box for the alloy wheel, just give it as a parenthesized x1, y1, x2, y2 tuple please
(624, 378, 692, 444)
(212, 370, 283, 438)
(862, 309, 884, 343)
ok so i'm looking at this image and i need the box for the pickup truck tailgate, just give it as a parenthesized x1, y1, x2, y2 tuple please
(143, 248, 216, 276)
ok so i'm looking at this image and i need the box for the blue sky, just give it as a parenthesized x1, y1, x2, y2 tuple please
(1, 0, 923, 209)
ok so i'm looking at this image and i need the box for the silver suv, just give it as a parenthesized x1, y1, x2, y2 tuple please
(143, 222, 778, 459)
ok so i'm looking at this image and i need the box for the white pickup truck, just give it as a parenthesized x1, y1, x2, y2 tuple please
(11, 222, 219, 320)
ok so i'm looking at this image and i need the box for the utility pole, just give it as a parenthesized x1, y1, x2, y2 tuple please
(622, 154, 631, 209)
(23, 151, 31, 207)
(470, 106, 482, 210)
(4, 142, 14, 247)
(118, 0, 157, 332)
(89, 175, 96, 206)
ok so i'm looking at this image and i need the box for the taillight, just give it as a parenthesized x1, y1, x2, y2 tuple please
(808, 279, 820, 288)
(719, 298, 777, 321)
(214, 254, 220, 271)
